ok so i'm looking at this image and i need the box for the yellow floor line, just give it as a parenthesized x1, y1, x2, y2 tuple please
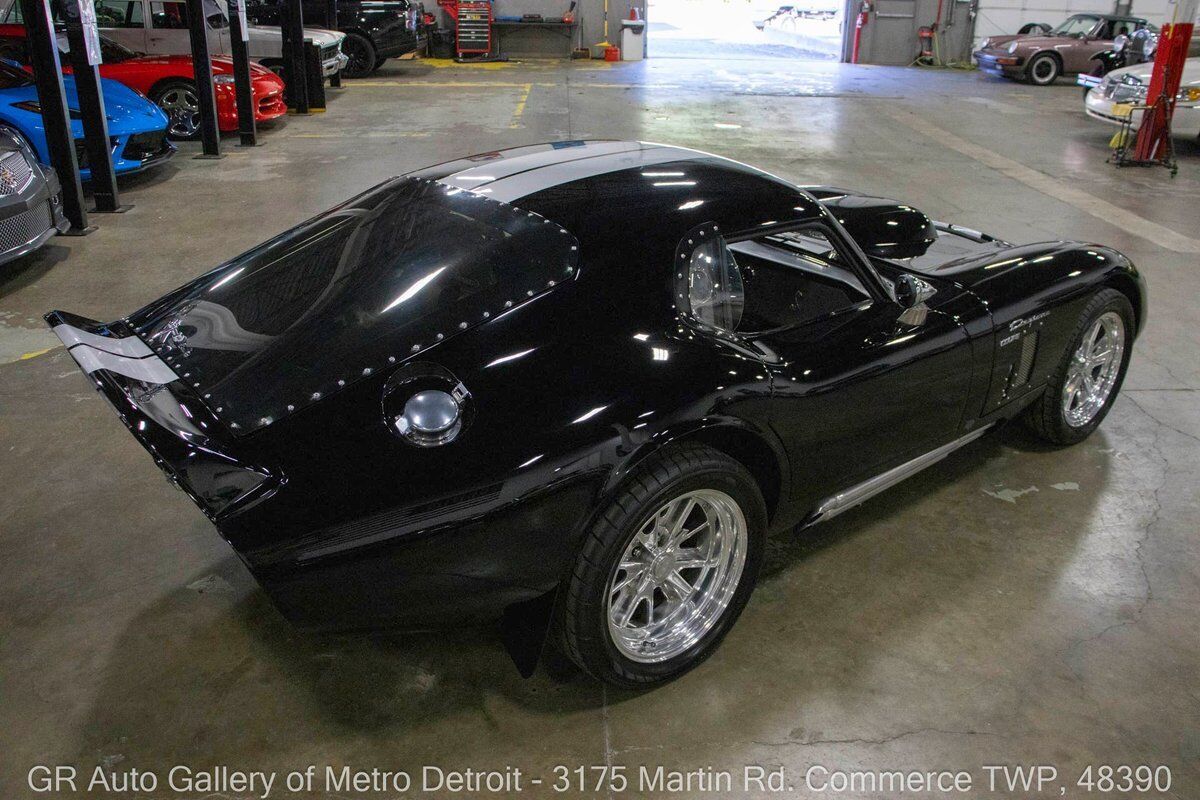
(509, 83, 532, 129)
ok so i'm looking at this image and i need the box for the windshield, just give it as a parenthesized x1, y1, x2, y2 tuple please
(1051, 14, 1100, 37)
(129, 178, 581, 434)
(56, 33, 141, 61)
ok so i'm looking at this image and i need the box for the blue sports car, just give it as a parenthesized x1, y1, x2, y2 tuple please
(0, 60, 173, 180)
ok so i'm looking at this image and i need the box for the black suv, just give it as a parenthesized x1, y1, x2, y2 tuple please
(244, 0, 427, 78)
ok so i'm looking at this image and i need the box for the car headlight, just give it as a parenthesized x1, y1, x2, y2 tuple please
(1007, 40, 1019, 54)
(213, 74, 235, 85)
(383, 362, 473, 447)
(1178, 86, 1200, 103)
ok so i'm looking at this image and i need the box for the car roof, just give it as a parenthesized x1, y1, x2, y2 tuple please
(407, 141, 824, 247)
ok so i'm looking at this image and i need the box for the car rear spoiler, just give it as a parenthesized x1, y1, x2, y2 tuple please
(45, 309, 284, 521)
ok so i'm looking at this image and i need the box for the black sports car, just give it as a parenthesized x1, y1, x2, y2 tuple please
(47, 141, 1146, 687)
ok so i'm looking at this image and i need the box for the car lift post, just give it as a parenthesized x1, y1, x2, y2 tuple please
(281, 0, 309, 113)
(303, 40, 326, 110)
(1130, 0, 1196, 167)
(226, 0, 259, 146)
(184, 0, 222, 157)
(17, 0, 91, 233)
(60, 0, 126, 212)
(325, 0, 340, 88)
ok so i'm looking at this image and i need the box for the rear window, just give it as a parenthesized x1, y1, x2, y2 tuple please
(131, 178, 580, 434)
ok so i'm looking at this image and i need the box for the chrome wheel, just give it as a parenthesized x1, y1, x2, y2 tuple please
(606, 489, 748, 664)
(1062, 311, 1125, 427)
(158, 86, 200, 139)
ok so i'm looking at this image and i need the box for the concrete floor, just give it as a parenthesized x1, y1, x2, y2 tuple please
(1, 56, 1198, 799)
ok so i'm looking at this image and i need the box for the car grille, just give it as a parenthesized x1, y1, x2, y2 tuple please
(73, 137, 120, 169)
(123, 130, 171, 162)
(0, 201, 52, 253)
(0, 150, 34, 195)
(321, 43, 338, 62)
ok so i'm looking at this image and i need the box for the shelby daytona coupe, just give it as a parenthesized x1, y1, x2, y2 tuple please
(47, 141, 1145, 687)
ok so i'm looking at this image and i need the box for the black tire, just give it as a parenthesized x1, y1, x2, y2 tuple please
(556, 442, 767, 688)
(340, 31, 377, 78)
(151, 80, 202, 141)
(1025, 288, 1134, 446)
(1025, 52, 1061, 85)
(370, 57, 389, 74)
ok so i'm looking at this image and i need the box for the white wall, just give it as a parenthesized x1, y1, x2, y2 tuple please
(972, 0, 1185, 50)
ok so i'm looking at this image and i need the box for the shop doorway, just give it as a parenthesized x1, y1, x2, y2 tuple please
(646, 0, 848, 59)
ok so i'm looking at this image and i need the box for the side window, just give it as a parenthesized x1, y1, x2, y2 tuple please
(729, 224, 871, 331)
(95, 0, 143, 27)
(675, 224, 745, 333)
(149, 0, 188, 28)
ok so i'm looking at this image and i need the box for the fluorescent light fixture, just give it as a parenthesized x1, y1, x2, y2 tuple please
(654, 181, 697, 187)
(632, 333, 651, 341)
(678, 200, 704, 210)
(518, 454, 543, 469)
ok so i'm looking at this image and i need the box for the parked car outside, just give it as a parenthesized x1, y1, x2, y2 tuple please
(45, 141, 1146, 687)
(974, 13, 1156, 85)
(4, 0, 349, 80)
(0, 59, 173, 179)
(0, 25, 285, 140)
(244, 0, 426, 78)
(0, 125, 67, 265)
(1084, 57, 1200, 138)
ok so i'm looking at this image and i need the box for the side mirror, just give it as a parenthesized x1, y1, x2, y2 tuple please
(894, 274, 936, 309)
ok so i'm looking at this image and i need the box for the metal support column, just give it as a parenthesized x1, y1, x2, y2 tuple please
(281, 0, 309, 113)
(17, 0, 91, 233)
(304, 40, 326, 110)
(184, 0, 222, 157)
(325, 0, 341, 88)
(61, 0, 127, 212)
(226, 0, 259, 146)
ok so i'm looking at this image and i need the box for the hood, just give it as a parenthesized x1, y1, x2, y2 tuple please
(980, 34, 1019, 49)
(85, 76, 169, 134)
(1106, 55, 1200, 85)
(246, 24, 345, 47)
(122, 53, 275, 77)
(1005, 34, 1074, 50)
(2, 77, 167, 135)
(127, 177, 580, 435)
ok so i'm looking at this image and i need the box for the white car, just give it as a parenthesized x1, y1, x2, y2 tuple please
(5, 0, 349, 79)
(1083, 57, 1200, 137)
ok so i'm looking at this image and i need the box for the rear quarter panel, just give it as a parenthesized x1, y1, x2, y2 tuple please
(219, 278, 777, 630)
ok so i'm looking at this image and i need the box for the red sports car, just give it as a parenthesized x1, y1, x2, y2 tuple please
(0, 24, 286, 140)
